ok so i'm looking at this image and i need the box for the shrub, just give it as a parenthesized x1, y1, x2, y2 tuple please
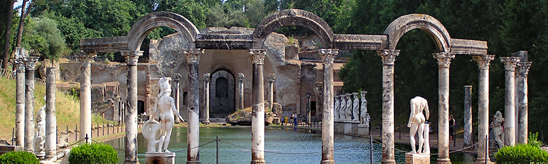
(495, 143, 548, 163)
(69, 143, 117, 164)
(529, 132, 544, 148)
(0, 151, 39, 164)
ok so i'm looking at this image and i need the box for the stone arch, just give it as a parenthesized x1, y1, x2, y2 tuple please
(127, 12, 199, 51)
(252, 9, 334, 49)
(383, 14, 451, 52)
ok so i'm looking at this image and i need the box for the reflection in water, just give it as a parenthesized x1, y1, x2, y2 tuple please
(104, 127, 474, 163)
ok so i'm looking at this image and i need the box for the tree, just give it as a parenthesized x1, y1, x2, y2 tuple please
(2, 0, 15, 69)
(24, 17, 67, 64)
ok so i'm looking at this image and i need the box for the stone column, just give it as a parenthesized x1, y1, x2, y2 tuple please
(433, 52, 455, 164)
(173, 73, 181, 122)
(249, 49, 266, 164)
(377, 49, 398, 164)
(77, 52, 96, 143)
(501, 57, 519, 146)
(15, 58, 25, 147)
(203, 73, 210, 124)
(24, 56, 38, 153)
(320, 49, 337, 164)
(473, 55, 494, 163)
(517, 61, 531, 144)
(238, 73, 245, 110)
(45, 68, 56, 159)
(185, 49, 203, 164)
(464, 85, 473, 147)
(123, 51, 141, 164)
(268, 73, 275, 110)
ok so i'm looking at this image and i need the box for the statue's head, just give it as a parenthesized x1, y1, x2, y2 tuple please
(159, 77, 172, 93)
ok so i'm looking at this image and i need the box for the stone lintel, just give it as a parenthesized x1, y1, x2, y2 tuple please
(450, 38, 488, 55)
(196, 33, 253, 49)
(511, 50, 528, 62)
(79, 36, 128, 53)
(334, 34, 387, 50)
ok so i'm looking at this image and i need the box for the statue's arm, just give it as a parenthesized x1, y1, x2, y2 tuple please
(408, 102, 415, 127)
(424, 101, 430, 120)
(170, 97, 184, 122)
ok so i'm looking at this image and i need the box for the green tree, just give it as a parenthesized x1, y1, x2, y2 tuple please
(25, 17, 68, 63)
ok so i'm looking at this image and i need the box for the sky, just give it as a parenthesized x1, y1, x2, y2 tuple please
(14, 0, 25, 9)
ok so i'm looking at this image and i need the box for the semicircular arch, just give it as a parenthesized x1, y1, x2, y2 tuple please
(383, 14, 451, 52)
(252, 9, 334, 49)
(127, 12, 199, 51)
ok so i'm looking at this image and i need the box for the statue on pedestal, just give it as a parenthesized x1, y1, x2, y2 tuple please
(345, 93, 352, 121)
(491, 111, 504, 149)
(352, 92, 359, 122)
(408, 96, 430, 154)
(334, 95, 340, 121)
(360, 91, 368, 125)
(339, 95, 346, 121)
(143, 77, 184, 153)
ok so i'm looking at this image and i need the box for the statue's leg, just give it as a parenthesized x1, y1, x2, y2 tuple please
(410, 123, 418, 153)
(417, 123, 424, 154)
(157, 122, 167, 152)
(163, 121, 174, 152)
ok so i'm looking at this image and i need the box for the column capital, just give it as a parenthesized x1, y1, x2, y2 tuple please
(204, 73, 210, 82)
(14, 58, 26, 71)
(473, 55, 495, 70)
(184, 49, 203, 65)
(172, 73, 182, 82)
(377, 49, 399, 66)
(517, 62, 532, 77)
(250, 49, 266, 65)
(501, 57, 520, 71)
(122, 51, 142, 66)
(238, 73, 245, 82)
(24, 56, 39, 70)
(433, 52, 455, 68)
(268, 73, 275, 82)
(320, 49, 338, 65)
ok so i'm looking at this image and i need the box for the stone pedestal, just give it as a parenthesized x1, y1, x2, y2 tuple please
(405, 153, 430, 164)
(358, 125, 370, 136)
(145, 152, 176, 164)
(344, 122, 353, 135)
(335, 121, 344, 134)
(351, 121, 360, 135)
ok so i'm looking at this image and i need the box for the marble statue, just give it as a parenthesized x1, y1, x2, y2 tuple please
(345, 93, 352, 121)
(339, 94, 346, 121)
(408, 96, 430, 154)
(35, 101, 46, 156)
(334, 95, 340, 121)
(142, 77, 184, 153)
(360, 91, 368, 125)
(491, 111, 504, 149)
(352, 92, 359, 122)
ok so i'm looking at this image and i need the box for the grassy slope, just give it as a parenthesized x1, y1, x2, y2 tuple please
(0, 76, 113, 140)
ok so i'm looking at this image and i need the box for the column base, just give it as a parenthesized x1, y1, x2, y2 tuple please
(201, 120, 210, 125)
(436, 157, 451, 164)
(405, 153, 430, 164)
(473, 158, 493, 164)
(320, 159, 335, 164)
(250, 159, 265, 164)
(146, 152, 175, 164)
(186, 161, 201, 164)
(381, 159, 396, 164)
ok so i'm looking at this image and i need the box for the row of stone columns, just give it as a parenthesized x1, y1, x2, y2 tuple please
(14, 51, 57, 160)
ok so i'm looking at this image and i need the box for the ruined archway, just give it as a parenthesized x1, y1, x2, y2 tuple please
(384, 14, 451, 52)
(209, 70, 236, 118)
(127, 12, 199, 51)
(252, 9, 334, 49)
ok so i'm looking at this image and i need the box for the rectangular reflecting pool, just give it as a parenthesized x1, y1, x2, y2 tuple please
(103, 126, 475, 163)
